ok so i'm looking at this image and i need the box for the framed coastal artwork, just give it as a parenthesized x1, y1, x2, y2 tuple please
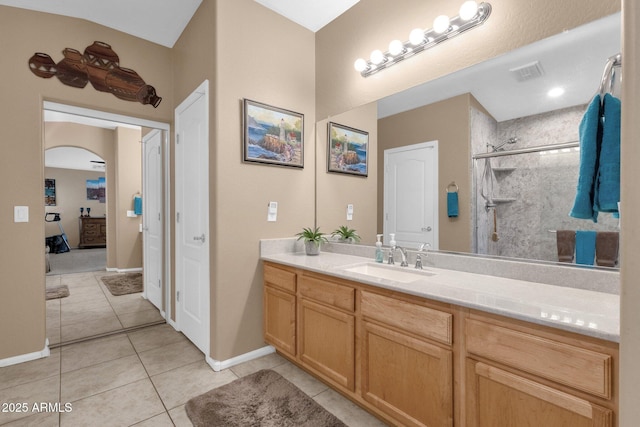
(242, 99, 304, 168)
(45, 178, 56, 206)
(327, 122, 369, 177)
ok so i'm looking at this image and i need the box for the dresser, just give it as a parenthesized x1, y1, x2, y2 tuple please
(78, 217, 106, 248)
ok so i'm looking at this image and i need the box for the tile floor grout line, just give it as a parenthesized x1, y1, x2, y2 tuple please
(125, 330, 175, 425)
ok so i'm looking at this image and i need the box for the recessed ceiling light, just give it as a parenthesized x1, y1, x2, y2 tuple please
(547, 87, 565, 97)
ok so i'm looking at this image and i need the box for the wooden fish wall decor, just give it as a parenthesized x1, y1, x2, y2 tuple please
(28, 41, 162, 108)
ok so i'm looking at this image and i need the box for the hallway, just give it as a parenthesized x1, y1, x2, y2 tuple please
(46, 270, 164, 346)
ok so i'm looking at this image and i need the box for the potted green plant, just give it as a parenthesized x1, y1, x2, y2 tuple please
(331, 225, 361, 243)
(296, 226, 328, 255)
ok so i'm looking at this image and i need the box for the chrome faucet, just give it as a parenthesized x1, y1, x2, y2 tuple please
(415, 242, 431, 269)
(389, 243, 408, 267)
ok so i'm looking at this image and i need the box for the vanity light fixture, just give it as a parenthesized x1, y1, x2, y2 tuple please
(354, 1, 491, 77)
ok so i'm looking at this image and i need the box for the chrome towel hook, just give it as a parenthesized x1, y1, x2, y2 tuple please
(446, 182, 459, 193)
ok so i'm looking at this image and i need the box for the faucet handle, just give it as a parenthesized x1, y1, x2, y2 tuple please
(415, 254, 423, 269)
(419, 242, 431, 252)
(388, 250, 395, 265)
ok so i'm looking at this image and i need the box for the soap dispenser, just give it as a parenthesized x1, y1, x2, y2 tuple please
(375, 234, 384, 263)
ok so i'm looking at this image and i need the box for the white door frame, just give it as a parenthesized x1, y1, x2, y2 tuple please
(383, 140, 439, 249)
(43, 101, 172, 322)
(174, 80, 210, 356)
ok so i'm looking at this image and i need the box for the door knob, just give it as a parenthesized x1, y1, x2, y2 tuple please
(193, 233, 206, 243)
(421, 227, 432, 232)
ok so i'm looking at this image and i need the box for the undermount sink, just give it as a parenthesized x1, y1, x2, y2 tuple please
(341, 263, 435, 283)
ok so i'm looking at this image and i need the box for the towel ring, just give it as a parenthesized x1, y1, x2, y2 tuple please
(446, 182, 459, 193)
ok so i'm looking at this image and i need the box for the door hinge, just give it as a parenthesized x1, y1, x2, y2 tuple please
(176, 134, 180, 144)
(177, 291, 180, 302)
(158, 279, 161, 289)
(158, 212, 161, 221)
(177, 212, 180, 223)
(158, 146, 161, 155)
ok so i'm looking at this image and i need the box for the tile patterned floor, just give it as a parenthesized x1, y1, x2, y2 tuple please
(0, 323, 388, 426)
(46, 271, 164, 345)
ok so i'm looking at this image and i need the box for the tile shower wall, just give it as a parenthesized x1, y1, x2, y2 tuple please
(471, 105, 619, 263)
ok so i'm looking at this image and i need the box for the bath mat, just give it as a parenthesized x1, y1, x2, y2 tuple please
(46, 285, 69, 300)
(100, 273, 143, 296)
(185, 369, 346, 427)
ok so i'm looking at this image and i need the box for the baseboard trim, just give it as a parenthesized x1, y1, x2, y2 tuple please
(0, 339, 50, 368)
(106, 267, 143, 273)
(205, 345, 276, 372)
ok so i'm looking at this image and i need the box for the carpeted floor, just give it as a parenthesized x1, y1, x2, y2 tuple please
(185, 369, 347, 427)
(101, 273, 143, 296)
(47, 248, 106, 275)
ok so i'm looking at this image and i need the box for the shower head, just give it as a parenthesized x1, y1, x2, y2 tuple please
(490, 137, 519, 152)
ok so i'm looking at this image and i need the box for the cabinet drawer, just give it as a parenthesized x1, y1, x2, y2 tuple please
(466, 319, 612, 399)
(299, 275, 355, 312)
(264, 263, 296, 294)
(361, 291, 452, 345)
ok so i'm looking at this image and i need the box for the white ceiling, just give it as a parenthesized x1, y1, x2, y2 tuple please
(0, 0, 359, 46)
(45, 146, 105, 172)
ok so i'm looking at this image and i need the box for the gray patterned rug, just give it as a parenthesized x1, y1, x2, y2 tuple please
(46, 285, 69, 300)
(185, 369, 346, 427)
(100, 273, 143, 296)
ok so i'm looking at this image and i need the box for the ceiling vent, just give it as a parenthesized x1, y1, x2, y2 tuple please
(509, 61, 544, 82)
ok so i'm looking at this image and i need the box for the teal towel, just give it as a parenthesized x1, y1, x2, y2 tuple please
(575, 230, 596, 266)
(570, 96, 602, 222)
(447, 192, 459, 218)
(134, 196, 142, 215)
(594, 93, 621, 213)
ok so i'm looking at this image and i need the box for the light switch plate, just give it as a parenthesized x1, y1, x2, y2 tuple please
(268, 201, 278, 222)
(14, 206, 29, 223)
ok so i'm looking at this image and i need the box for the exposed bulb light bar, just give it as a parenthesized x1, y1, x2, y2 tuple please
(353, 1, 491, 77)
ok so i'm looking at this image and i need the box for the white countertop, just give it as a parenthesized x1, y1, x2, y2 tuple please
(262, 251, 620, 343)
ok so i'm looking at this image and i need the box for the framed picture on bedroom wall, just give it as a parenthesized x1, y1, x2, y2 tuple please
(45, 178, 56, 206)
(327, 122, 369, 177)
(242, 99, 304, 168)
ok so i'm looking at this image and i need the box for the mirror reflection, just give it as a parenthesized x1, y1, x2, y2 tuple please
(318, 13, 621, 267)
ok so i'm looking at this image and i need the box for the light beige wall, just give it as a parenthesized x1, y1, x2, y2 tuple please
(620, 1, 640, 424)
(213, 0, 316, 360)
(316, 0, 620, 120)
(115, 127, 142, 270)
(316, 102, 378, 245)
(378, 94, 472, 252)
(0, 6, 172, 360)
(44, 167, 106, 248)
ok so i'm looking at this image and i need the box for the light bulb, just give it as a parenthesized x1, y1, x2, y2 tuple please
(354, 58, 368, 72)
(459, 1, 479, 21)
(370, 49, 385, 65)
(388, 39, 405, 56)
(409, 28, 425, 46)
(433, 15, 450, 34)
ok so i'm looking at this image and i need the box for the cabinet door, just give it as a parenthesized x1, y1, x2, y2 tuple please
(362, 321, 453, 427)
(264, 285, 296, 357)
(466, 359, 612, 427)
(299, 298, 355, 390)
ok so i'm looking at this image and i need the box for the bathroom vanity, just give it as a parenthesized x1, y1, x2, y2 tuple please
(261, 249, 618, 427)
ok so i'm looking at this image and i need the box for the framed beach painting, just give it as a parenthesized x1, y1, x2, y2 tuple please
(243, 99, 304, 168)
(327, 122, 369, 177)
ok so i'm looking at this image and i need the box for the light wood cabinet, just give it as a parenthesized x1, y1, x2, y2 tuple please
(466, 359, 612, 427)
(362, 320, 453, 427)
(263, 264, 297, 358)
(262, 261, 619, 427)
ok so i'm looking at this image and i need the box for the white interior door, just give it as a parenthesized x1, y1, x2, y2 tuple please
(142, 129, 163, 312)
(384, 141, 439, 250)
(175, 80, 210, 355)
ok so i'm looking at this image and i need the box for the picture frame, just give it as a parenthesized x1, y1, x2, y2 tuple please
(242, 99, 304, 168)
(45, 178, 56, 206)
(327, 122, 369, 177)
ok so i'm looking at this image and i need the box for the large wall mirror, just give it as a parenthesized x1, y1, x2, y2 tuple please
(315, 12, 621, 268)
